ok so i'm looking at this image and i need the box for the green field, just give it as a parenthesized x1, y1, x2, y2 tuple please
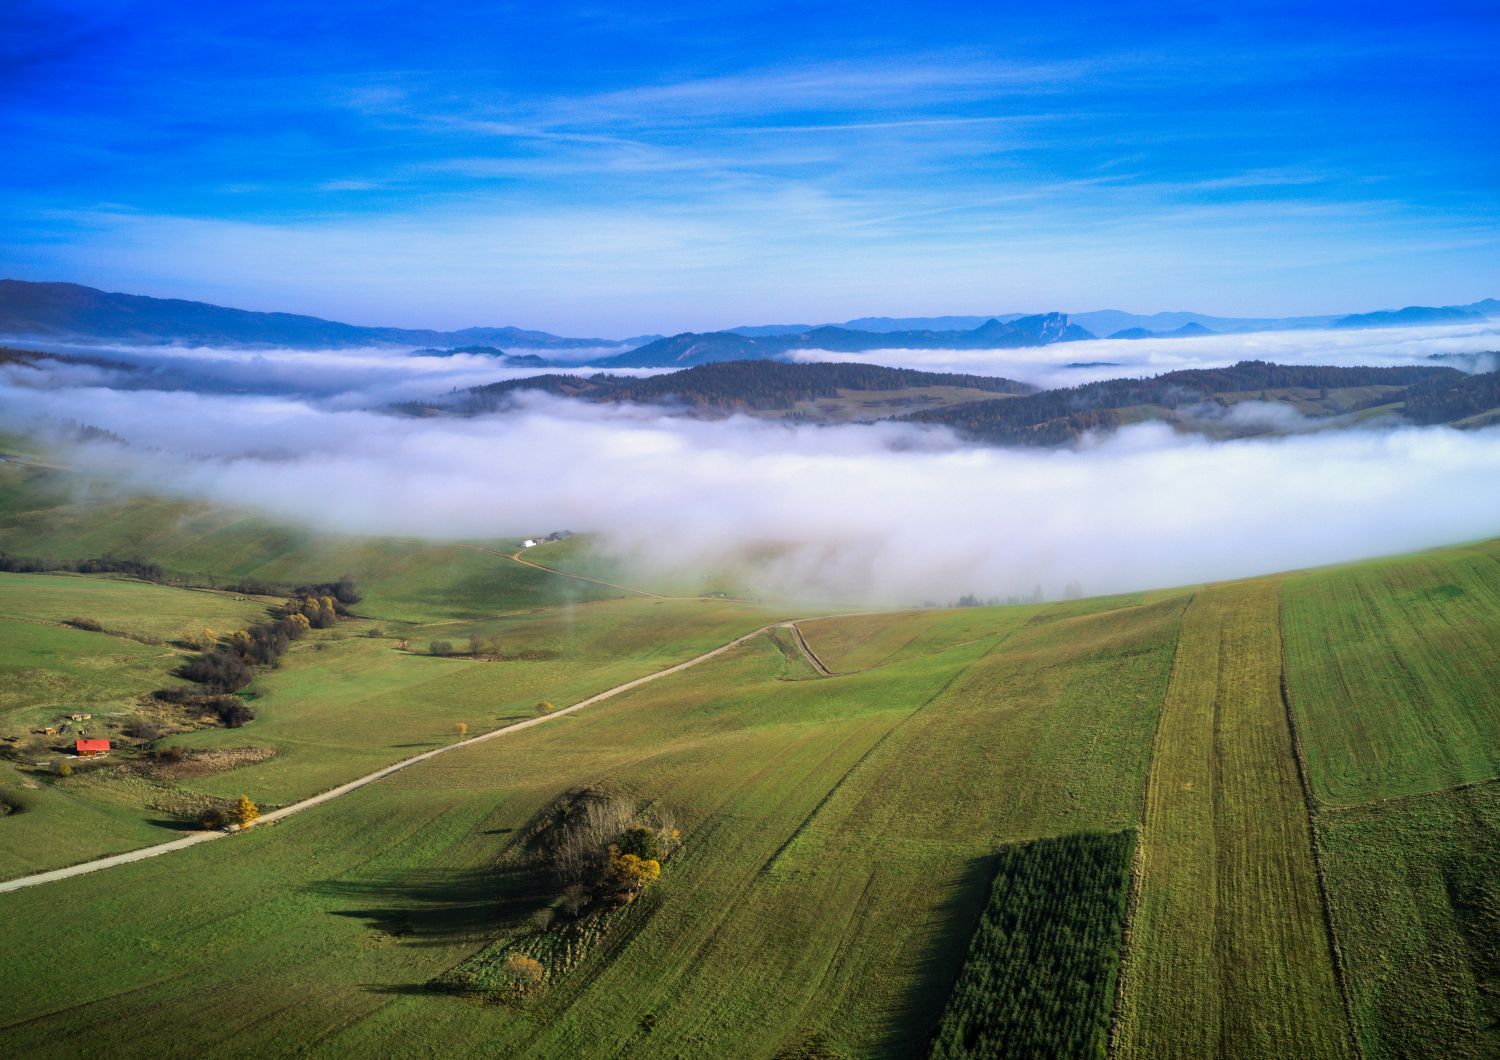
(1115, 580, 1352, 1060)
(1283, 542, 1500, 805)
(3, 455, 1500, 1057)
(1319, 781, 1500, 1060)
(0, 559, 1185, 1055)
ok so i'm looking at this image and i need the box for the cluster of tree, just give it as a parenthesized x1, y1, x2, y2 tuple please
(531, 789, 681, 914)
(291, 575, 362, 606)
(177, 609, 326, 693)
(1403, 367, 1500, 425)
(282, 595, 341, 628)
(0, 552, 163, 580)
(408, 360, 1034, 417)
(929, 829, 1134, 1059)
(152, 688, 257, 728)
(907, 360, 1463, 446)
(198, 794, 260, 830)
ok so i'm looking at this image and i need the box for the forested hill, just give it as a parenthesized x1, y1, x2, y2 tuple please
(398, 357, 1500, 443)
(412, 360, 1035, 416)
(0, 280, 649, 350)
(598, 312, 1092, 368)
(905, 360, 1475, 446)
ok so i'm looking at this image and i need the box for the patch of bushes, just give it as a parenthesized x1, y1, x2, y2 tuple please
(432, 789, 683, 1002)
(197, 794, 259, 830)
(535, 789, 680, 909)
(65, 616, 104, 632)
(124, 717, 166, 741)
(152, 689, 257, 729)
(0, 788, 35, 816)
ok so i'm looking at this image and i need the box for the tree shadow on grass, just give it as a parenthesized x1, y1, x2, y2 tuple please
(879, 854, 996, 1055)
(146, 817, 205, 832)
(314, 861, 557, 949)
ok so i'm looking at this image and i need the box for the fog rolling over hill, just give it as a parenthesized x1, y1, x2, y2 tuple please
(8, 330, 1500, 606)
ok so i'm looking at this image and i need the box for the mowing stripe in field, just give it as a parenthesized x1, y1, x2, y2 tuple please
(1114, 580, 1353, 1060)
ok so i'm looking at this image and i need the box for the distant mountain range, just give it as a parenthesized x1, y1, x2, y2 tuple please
(1, 280, 1495, 365)
(1329, 302, 1499, 329)
(0, 281, 657, 350)
(599, 313, 1092, 368)
(730, 301, 1500, 338)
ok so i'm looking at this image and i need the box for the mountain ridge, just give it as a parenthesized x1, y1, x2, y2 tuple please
(0, 280, 656, 350)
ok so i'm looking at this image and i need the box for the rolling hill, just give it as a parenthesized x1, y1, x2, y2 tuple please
(0, 445, 1497, 1058)
(397, 356, 1500, 444)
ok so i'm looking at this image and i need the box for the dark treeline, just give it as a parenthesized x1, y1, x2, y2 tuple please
(1404, 366, 1500, 425)
(0, 552, 164, 581)
(907, 360, 1464, 446)
(403, 360, 1035, 417)
(0, 550, 362, 607)
(930, 830, 1134, 1060)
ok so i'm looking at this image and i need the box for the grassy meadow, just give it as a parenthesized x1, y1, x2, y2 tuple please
(1114, 580, 1352, 1060)
(3, 451, 1500, 1057)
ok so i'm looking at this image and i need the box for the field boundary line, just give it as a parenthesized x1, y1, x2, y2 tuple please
(759, 625, 1021, 880)
(0, 620, 783, 896)
(1276, 587, 1364, 1060)
(1323, 772, 1500, 814)
(1108, 591, 1195, 1060)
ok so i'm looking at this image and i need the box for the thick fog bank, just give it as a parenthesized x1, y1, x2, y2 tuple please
(6, 375, 1500, 604)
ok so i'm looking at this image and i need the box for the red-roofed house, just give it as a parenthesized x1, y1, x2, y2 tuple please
(75, 739, 110, 757)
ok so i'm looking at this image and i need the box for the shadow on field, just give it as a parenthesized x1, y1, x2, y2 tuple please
(146, 817, 204, 832)
(315, 862, 556, 948)
(884, 854, 996, 1053)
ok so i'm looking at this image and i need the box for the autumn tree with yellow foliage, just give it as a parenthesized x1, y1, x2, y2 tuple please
(235, 794, 260, 826)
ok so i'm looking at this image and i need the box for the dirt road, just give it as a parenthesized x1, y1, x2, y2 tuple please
(0, 622, 776, 896)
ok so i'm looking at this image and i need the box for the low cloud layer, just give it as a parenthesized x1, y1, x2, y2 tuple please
(793, 319, 1500, 388)
(7, 352, 1500, 603)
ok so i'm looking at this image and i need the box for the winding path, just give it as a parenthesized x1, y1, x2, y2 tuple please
(0, 621, 779, 896)
(784, 621, 835, 676)
(463, 543, 676, 600)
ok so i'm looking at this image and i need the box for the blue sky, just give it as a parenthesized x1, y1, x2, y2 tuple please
(2, 1, 1497, 335)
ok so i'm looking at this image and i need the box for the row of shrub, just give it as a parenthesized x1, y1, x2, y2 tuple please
(174, 582, 359, 695)
(0, 551, 363, 610)
(930, 830, 1134, 1059)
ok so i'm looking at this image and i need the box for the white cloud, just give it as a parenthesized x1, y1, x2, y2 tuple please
(6, 360, 1500, 604)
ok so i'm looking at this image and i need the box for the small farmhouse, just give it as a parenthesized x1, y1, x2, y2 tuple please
(75, 738, 110, 757)
(522, 539, 538, 548)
